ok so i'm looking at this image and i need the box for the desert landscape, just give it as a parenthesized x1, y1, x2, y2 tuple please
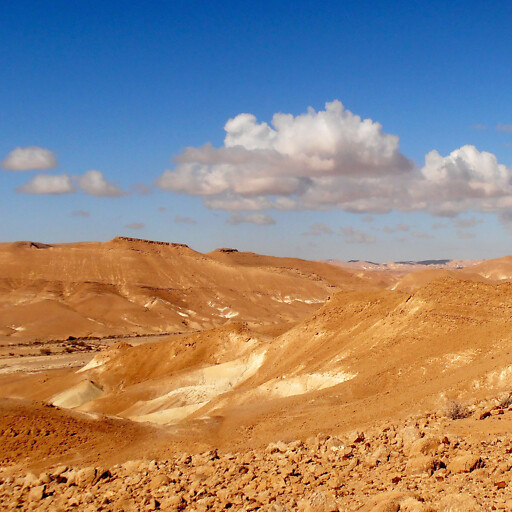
(2, 237, 512, 510)
(3, 3, 512, 510)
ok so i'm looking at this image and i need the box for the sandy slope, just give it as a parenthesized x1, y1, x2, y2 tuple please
(6, 275, 512, 449)
(0, 237, 376, 344)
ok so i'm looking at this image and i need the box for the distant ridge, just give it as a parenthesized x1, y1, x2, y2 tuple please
(325, 258, 484, 271)
(113, 236, 189, 248)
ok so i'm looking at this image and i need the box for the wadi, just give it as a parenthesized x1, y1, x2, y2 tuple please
(2, 237, 512, 511)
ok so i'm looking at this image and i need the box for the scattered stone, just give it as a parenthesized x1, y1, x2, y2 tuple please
(447, 454, 483, 474)
(28, 484, 45, 502)
(438, 493, 483, 511)
(298, 491, 339, 512)
(406, 455, 435, 475)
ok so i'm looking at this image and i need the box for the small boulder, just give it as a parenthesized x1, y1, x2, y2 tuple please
(23, 472, 39, 488)
(150, 473, 170, 490)
(28, 485, 45, 502)
(409, 436, 441, 457)
(75, 467, 97, 488)
(447, 454, 483, 474)
(406, 455, 435, 475)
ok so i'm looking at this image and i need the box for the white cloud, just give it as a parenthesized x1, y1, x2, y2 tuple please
(2, 146, 57, 171)
(17, 174, 74, 194)
(78, 170, 125, 197)
(226, 212, 276, 225)
(150, 101, 512, 227)
(156, 100, 412, 207)
(71, 210, 90, 217)
(339, 226, 375, 244)
(421, 145, 511, 199)
(302, 222, 334, 236)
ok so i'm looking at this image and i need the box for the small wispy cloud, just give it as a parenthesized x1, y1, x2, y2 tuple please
(362, 215, 375, 222)
(382, 224, 409, 234)
(174, 215, 197, 224)
(125, 222, 145, 230)
(226, 212, 276, 225)
(452, 216, 482, 229)
(131, 183, 152, 195)
(302, 222, 334, 236)
(456, 230, 476, 239)
(470, 124, 487, 131)
(339, 226, 375, 244)
(411, 231, 433, 239)
(497, 123, 512, 133)
(71, 210, 90, 217)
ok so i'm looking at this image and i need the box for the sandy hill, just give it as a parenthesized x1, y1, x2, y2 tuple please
(0, 237, 378, 343)
(6, 275, 512, 448)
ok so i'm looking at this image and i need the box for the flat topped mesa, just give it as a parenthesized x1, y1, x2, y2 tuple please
(112, 236, 189, 249)
(215, 248, 239, 253)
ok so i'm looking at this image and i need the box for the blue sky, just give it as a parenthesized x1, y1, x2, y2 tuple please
(1, 0, 512, 261)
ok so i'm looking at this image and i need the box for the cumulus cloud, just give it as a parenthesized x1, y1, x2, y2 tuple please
(154, 101, 512, 226)
(71, 210, 90, 217)
(78, 170, 125, 197)
(174, 215, 197, 224)
(226, 212, 276, 225)
(339, 226, 375, 244)
(17, 174, 74, 194)
(302, 222, 334, 236)
(157, 100, 412, 207)
(125, 222, 145, 230)
(2, 146, 57, 171)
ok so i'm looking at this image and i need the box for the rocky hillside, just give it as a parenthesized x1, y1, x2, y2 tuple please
(2, 397, 512, 511)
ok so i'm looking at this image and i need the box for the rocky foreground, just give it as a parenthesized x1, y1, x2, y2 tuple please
(3, 399, 512, 511)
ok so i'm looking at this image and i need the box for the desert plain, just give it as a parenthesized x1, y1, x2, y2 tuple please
(2, 237, 512, 510)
